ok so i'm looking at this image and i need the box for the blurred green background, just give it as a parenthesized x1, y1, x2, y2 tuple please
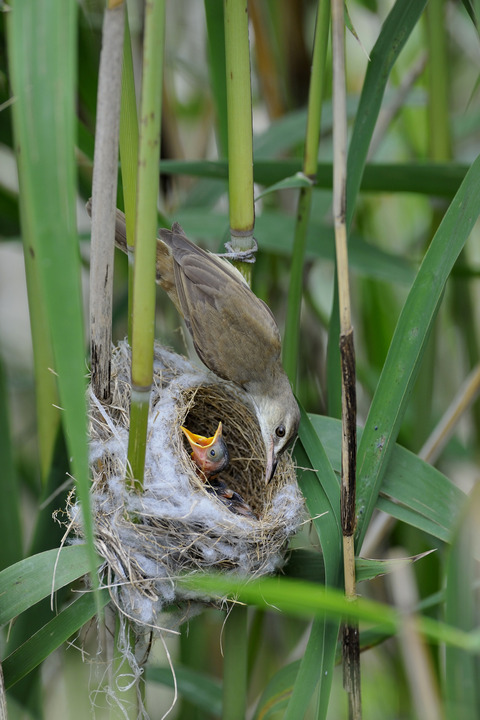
(1, 0, 479, 718)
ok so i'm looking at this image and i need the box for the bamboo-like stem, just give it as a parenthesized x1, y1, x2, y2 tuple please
(119, 5, 139, 343)
(222, 2, 254, 712)
(331, 0, 361, 716)
(223, 604, 248, 720)
(283, 0, 330, 388)
(224, 0, 254, 282)
(89, 3, 125, 402)
(126, 0, 166, 491)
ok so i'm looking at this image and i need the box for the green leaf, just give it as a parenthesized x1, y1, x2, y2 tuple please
(176, 573, 478, 652)
(8, 0, 98, 599)
(0, 546, 99, 626)
(147, 665, 222, 717)
(160, 159, 468, 198)
(253, 660, 300, 720)
(254, 172, 313, 201)
(2, 589, 109, 690)
(285, 548, 435, 584)
(296, 408, 341, 583)
(444, 484, 480, 718)
(345, 0, 429, 228)
(309, 413, 466, 544)
(283, 407, 342, 720)
(356, 151, 480, 547)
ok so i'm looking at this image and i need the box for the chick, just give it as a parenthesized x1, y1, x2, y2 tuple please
(181, 422, 256, 519)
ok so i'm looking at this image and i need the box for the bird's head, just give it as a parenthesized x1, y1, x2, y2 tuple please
(252, 384, 300, 483)
(181, 421, 230, 478)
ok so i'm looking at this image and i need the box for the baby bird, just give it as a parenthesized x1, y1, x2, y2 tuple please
(181, 422, 256, 519)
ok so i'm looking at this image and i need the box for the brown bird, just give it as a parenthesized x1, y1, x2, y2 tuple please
(90, 201, 300, 481)
(181, 422, 256, 518)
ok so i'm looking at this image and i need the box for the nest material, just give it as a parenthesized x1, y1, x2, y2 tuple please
(70, 340, 304, 628)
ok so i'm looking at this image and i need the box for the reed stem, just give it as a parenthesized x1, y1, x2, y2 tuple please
(224, 0, 255, 282)
(331, 0, 361, 715)
(283, 0, 330, 389)
(89, 3, 125, 403)
(126, 0, 166, 490)
(119, 6, 139, 342)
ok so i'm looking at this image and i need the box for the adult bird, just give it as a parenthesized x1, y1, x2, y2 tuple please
(88, 201, 300, 481)
(181, 422, 256, 518)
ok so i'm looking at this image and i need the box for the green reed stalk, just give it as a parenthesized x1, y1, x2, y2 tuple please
(222, 1, 255, 714)
(126, 0, 166, 491)
(224, 0, 255, 282)
(283, 0, 330, 389)
(119, 5, 139, 342)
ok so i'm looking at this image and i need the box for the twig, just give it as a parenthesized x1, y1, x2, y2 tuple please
(89, 3, 125, 402)
(387, 548, 443, 720)
(331, 0, 361, 716)
(367, 52, 427, 161)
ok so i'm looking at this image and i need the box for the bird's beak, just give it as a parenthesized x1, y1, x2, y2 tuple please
(265, 441, 278, 484)
(181, 421, 223, 450)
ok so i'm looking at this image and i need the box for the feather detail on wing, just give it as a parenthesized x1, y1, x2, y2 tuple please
(158, 223, 282, 386)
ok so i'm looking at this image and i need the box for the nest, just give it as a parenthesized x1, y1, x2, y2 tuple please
(68, 340, 304, 629)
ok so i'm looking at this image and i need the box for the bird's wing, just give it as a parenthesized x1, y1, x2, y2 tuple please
(159, 224, 282, 386)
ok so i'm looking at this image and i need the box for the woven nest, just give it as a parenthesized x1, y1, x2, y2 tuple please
(69, 340, 304, 629)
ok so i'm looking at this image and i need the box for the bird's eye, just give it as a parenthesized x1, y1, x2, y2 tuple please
(209, 448, 216, 457)
(275, 424, 286, 438)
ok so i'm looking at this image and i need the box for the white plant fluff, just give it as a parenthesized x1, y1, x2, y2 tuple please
(68, 340, 305, 629)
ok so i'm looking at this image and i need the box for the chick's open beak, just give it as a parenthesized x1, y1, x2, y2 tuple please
(181, 421, 229, 477)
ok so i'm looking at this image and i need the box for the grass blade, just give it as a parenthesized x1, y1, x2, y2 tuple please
(286, 407, 342, 719)
(444, 484, 480, 718)
(0, 546, 98, 626)
(8, 0, 98, 600)
(309, 414, 466, 544)
(356, 152, 480, 548)
(2, 590, 109, 690)
(345, 0, 428, 228)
